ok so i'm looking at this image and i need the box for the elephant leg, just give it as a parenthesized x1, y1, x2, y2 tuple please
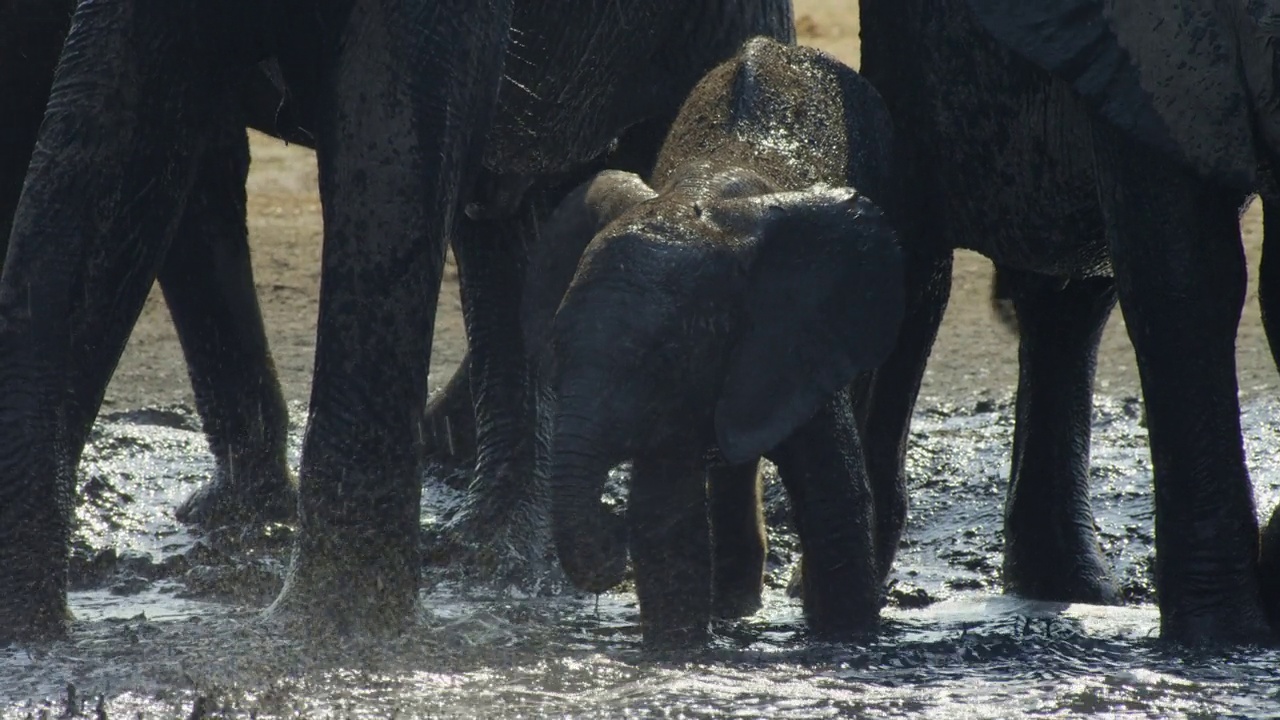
(1001, 268, 1119, 604)
(265, 0, 511, 633)
(1258, 196, 1280, 626)
(0, 1, 239, 642)
(1094, 123, 1272, 644)
(629, 450, 712, 649)
(421, 356, 477, 465)
(446, 198, 547, 573)
(769, 391, 879, 638)
(708, 460, 766, 619)
(160, 124, 296, 529)
(860, 248, 952, 582)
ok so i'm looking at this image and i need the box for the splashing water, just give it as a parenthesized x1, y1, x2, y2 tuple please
(3, 396, 1278, 718)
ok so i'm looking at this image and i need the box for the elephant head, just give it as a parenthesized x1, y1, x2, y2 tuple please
(533, 165, 904, 593)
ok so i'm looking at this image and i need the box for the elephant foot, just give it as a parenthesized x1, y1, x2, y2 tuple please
(641, 624, 711, 651)
(174, 455, 297, 530)
(1002, 525, 1120, 606)
(1159, 588, 1276, 647)
(427, 467, 556, 588)
(263, 532, 419, 638)
(798, 562, 880, 641)
(0, 593, 72, 645)
(712, 582, 763, 620)
(710, 543, 765, 618)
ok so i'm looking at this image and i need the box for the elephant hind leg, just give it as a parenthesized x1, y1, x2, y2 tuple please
(628, 450, 712, 649)
(1000, 267, 1120, 605)
(161, 122, 295, 530)
(1095, 122, 1271, 645)
(708, 460, 766, 619)
(769, 393, 879, 639)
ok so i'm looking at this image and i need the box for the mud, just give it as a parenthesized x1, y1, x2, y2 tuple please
(4, 394, 1280, 717)
(6, 1, 1280, 716)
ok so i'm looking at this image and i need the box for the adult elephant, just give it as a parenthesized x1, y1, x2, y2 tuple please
(0, 0, 794, 642)
(859, 0, 1280, 643)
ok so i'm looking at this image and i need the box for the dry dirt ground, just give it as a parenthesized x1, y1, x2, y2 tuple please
(102, 0, 1275, 415)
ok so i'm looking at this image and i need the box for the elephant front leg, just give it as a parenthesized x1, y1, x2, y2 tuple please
(1001, 268, 1119, 605)
(770, 394, 879, 638)
(0, 0, 239, 641)
(708, 460, 766, 619)
(629, 450, 713, 649)
(264, 0, 511, 634)
(446, 200, 548, 577)
(1095, 123, 1272, 645)
(161, 122, 295, 530)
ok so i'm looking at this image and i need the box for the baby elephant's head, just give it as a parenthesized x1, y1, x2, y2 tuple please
(535, 166, 905, 594)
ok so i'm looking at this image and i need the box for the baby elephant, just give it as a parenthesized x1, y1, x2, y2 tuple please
(533, 36, 904, 648)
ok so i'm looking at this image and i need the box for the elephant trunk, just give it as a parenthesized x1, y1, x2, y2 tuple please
(548, 405, 627, 593)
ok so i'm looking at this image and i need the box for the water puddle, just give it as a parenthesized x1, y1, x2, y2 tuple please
(3, 396, 1278, 717)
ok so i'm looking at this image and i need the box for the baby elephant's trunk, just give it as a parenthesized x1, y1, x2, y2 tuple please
(546, 406, 627, 593)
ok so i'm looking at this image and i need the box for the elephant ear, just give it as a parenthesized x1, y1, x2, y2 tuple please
(965, 0, 1260, 188)
(714, 188, 904, 465)
(522, 171, 657, 352)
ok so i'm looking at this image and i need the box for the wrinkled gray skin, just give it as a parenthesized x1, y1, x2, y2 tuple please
(859, 0, 1280, 644)
(527, 37, 904, 648)
(0, 0, 793, 643)
(0, 0, 320, 535)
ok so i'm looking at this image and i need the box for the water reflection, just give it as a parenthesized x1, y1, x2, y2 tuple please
(3, 396, 1278, 718)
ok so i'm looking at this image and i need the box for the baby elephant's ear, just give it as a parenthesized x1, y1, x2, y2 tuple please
(523, 171, 657, 343)
(715, 188, 904, 465)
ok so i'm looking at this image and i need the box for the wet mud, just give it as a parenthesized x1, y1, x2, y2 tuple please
(4, 394, 1278, 717)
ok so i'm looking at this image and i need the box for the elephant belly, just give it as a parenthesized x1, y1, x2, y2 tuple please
(869, 0, 1112, 278)
(930, 3, 1108, 277)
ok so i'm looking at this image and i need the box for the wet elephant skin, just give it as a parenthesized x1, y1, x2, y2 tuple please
(526, 38, 904, 647)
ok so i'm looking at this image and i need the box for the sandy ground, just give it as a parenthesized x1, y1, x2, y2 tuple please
(102, 0, 1275, 414)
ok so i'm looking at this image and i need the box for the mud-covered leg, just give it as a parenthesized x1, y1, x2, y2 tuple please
(161, 123, 295, 529)
(265, 0, 510, 634)
(1001, 267, 1119, 604)
(1257, 196, 1280, 627)
(708, 460, 765, 619)
(447, 197, 547, 576)
(629, 450, 712, 649)
(861, 249, 952, 582)
(769, 391, 879, 638)
(1094, 123, 1271, 644)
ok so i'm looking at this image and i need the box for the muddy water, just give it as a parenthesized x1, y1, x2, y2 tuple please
(3, 396, 1278, 718)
